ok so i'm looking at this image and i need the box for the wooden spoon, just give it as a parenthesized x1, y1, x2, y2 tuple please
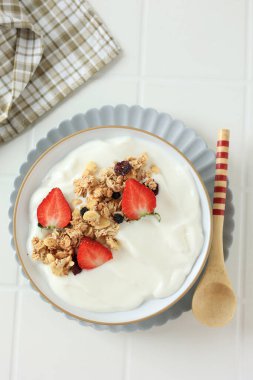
(192, 129, 236, 327)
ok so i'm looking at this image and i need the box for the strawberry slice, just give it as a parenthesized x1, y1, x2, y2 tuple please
(37, 188, 72, 228)
(77, 237, 113, 270)
(122, 179, 156, 220)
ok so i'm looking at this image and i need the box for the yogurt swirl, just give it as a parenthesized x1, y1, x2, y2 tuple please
(27, 136, 204, 312)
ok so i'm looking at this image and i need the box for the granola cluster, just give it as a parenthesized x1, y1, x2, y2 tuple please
(31, 153, 159, 276)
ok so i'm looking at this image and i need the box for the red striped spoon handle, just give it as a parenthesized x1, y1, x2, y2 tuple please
(192, 128, 236, 327)
(213, 129, 230, 217)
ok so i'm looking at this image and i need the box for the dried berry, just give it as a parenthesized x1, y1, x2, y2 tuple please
(80, 207, 89, 217)
(112, 192, 121, 200)
(114, 161, 132, 176)
(71, 255, 82, 275)
(152, 183, 159, 196)
(72, 262, 82, 275)
(113, 213, 124, 224)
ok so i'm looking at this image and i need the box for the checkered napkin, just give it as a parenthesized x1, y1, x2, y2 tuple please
(0, 0, 120, 143)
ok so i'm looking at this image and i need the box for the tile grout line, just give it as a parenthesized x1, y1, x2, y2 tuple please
(8, 290, 18, 380)
(139, 77, 248, 86)
(7, 115, 34, 380)
(9, 266, 24, 379)
(94, 73, 250, 86)
(8, 120, 34, 379)
(236, 193, 246, 380)
(0, 284, 31, 291)
(9, 290, 22, 380)
(29, 128, 36, 151)
(122, 1, 149, 379)
(236, 95, 249, 380)
(0, 174, 17, 180)
(241, 0, 253, 376)
(237, 87, 251, 379)
(136, 0, 148, 105)
(235, 1, 253, 379)
(122, 335, 131, 380)
(246, 0, 253, 81)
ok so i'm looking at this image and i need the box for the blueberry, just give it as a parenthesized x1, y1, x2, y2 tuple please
(114, 161, 132, 176)
(112, 192, 121, 199)
(80, 207, 89, 216)
(113, 213, 124, 224)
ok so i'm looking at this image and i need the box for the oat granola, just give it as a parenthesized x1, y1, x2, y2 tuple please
(32, 153, 159, 276)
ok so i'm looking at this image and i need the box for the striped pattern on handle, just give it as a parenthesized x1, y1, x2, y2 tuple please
(213, 129, 230, 216)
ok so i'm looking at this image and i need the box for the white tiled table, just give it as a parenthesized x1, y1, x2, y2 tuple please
(1, 1, 252, 379)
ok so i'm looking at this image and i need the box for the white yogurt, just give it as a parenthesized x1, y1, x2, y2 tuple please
(27, 137, 204, 312)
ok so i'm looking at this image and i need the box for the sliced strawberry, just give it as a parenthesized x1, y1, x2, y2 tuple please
(37, 188, 72, 228)
(77, 237, 113, 270)
(122, 179, 156, 220)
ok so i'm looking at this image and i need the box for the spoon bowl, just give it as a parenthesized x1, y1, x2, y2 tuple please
(192, 281, 236, 327)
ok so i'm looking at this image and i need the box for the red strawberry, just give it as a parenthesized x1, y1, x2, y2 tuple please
(77, 237, 113, 270)
(37, 188, 72, 228)
(122, 179, 156, 220)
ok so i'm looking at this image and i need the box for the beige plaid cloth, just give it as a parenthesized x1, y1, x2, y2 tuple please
(0, 0, 120, 143)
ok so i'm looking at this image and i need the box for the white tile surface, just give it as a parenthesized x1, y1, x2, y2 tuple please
(0, 132, 31, 175)
(144, 0, 246, 79)
(14, 291, 126, 380)
(242, 302, 253, 379)
(244, 194, 253, 301)
(222, 188, 239, 294)
(141, 81, 244, 187)
(128, 313, 237, 380)
(245, 85, 253, 188)
(0, 292, 15, 380)
(91, 0, 142, 76)
(0, 177, 18, 284)
(31, 78, 138, 145)
(0, 0, 252, 379)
